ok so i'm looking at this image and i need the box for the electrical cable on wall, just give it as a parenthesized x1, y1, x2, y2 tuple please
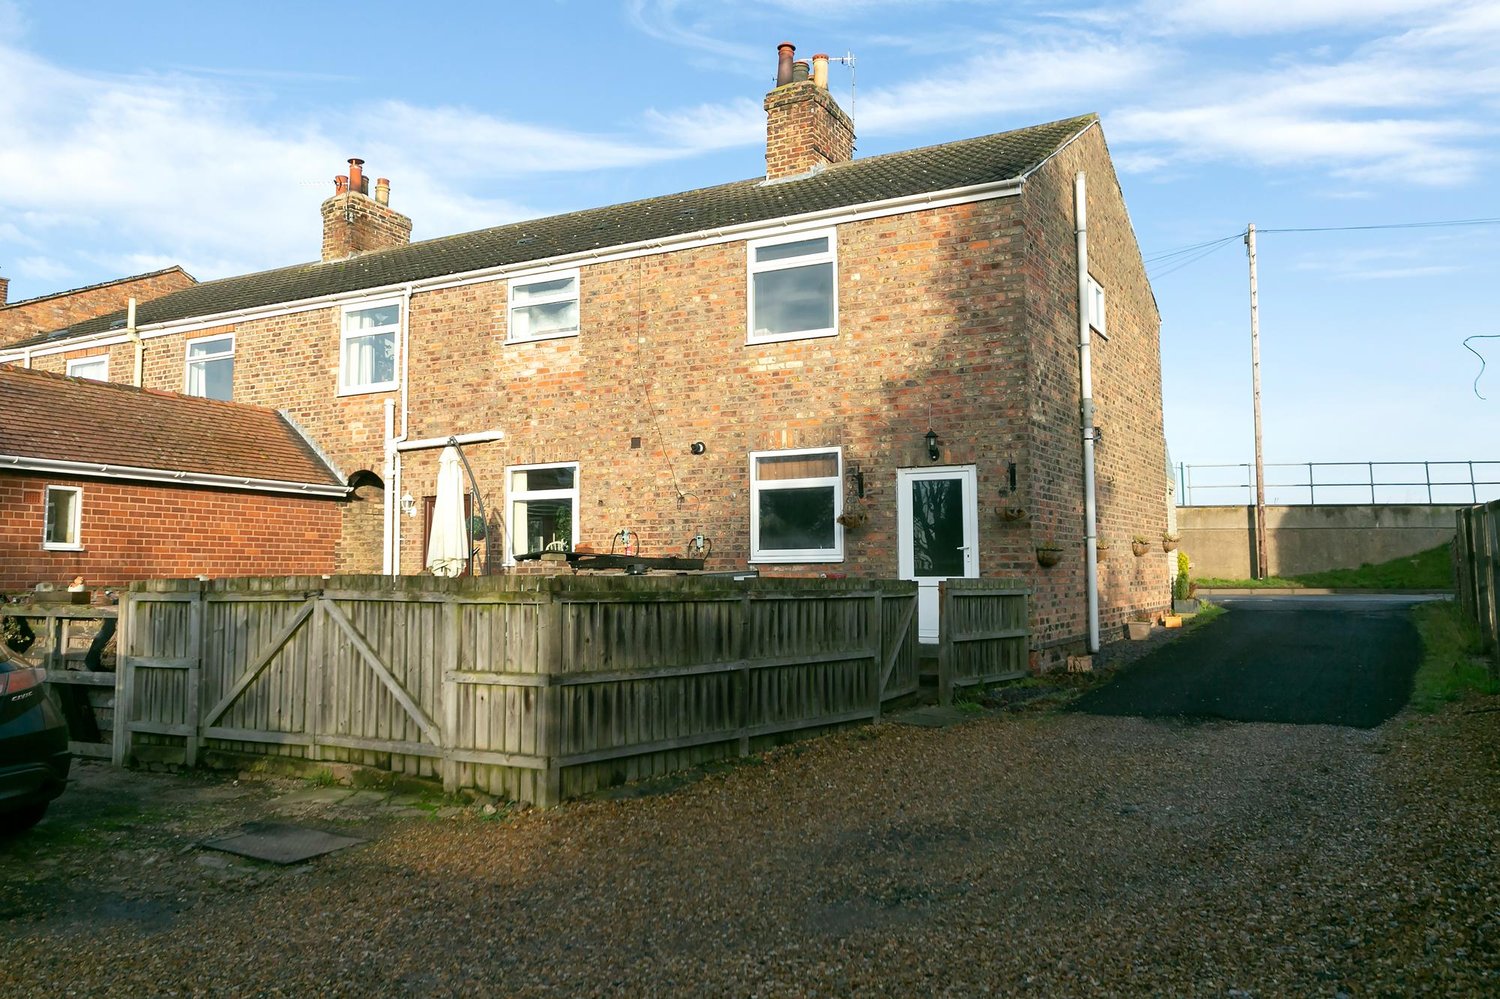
(1462, 334, 1499, 400)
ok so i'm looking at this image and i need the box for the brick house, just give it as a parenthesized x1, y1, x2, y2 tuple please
(0, 45, 1170, 659)
(0, 364, 349, 592)
(0, 266, 196, 351)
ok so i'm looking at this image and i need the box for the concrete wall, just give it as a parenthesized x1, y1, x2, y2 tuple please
(1178, 504, 1458, 579)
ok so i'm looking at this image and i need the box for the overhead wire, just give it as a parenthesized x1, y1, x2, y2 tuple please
(1462, 334, 1499, 400)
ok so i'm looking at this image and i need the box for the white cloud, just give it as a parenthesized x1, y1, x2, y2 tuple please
(1141, 0, 1464, 36)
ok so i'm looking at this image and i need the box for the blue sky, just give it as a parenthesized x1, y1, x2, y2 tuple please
(1, 1, 1496, 499)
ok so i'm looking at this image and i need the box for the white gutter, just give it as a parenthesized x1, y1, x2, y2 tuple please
(0, 176, 1029, 364)
(0, 454, 351, 498)
(394, 429, 504, 453)
(1076, 172, 1100, 653)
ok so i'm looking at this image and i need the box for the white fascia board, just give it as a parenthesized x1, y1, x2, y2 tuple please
(0, 176, 1027, 363)
(0, 454, 352, 498)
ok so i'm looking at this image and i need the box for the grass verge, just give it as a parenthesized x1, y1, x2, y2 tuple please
(1410, 600, 1498, 712)
(1200, 542, 1453, 590)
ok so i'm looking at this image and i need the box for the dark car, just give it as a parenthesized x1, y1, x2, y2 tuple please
(0, 655, 70, 833)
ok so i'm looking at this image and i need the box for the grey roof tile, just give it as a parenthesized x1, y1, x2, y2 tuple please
(4, 115, 1094, 350)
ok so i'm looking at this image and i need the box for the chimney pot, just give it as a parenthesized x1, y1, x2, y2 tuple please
(374, 177, 391, 206)
(348, 157, 367, 195)
(812, 53, 829, 89)
(334, 174, 349, 195)
(776, 42, 795, 87)
(791, 60, 809, 83)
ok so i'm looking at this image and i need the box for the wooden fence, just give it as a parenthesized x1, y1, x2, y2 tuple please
(3, 604, 118, 759)
(115, 575, 938, 806)
(936, 579, 1030, 704)
(1455, 501, 1500, 670)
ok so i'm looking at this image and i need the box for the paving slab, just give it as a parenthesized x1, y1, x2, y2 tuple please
(202, 822, 367, 865)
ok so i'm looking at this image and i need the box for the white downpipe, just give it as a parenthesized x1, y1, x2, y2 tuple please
(1076, 172, 1100, 653)
(382, 284, 416, 576)
(382, 399, 397, 575)
(127, 298, 142, 387)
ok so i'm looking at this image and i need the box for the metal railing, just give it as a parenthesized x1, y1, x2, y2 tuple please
(1177, 461, 1500, 507)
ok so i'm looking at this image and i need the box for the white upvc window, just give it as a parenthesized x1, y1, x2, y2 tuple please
(339, 301, 400, 394)
(749, 447, 843, 562)
(747, 228, 838, 344)
(506, 462, 579, 559)
(508, 270, 579, 343)
(184, 333, 235, 400)
(1087, 275, 1107, 340)
(43, 485, 83, 550)
(66, 356, 109, 381)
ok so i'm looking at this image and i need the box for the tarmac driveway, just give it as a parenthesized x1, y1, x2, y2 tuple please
(1072, 594, 1438, 728)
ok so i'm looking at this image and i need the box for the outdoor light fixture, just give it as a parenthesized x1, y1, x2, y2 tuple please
(690, 441, 707, 455)
(847, 461, 865, 498)
(401, 493, 417, 518)
(925, 429, 940, 462)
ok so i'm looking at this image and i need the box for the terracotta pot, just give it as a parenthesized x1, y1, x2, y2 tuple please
(1162, 538, 1180, 552)
(1036, 547, 1063, 567)
(1131, 540, 1150, 557)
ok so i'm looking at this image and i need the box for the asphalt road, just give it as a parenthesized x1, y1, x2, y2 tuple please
(1072, 595, 1438, 728)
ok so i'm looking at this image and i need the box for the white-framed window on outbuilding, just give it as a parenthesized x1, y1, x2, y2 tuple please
(508, 270, 579, 343)
(747, 228, 837, 344)
(749, 447, 843, 562)
(339, 301, 400, 394)
(66, 356, 109, 381)
(43, 485, 82, 550)
(1087, 275, 1107, 340)
(184, 332, 235, 400)
(506, 462, 579, 559)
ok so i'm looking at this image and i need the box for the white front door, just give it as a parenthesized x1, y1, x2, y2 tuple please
(897, 466, 979, 642)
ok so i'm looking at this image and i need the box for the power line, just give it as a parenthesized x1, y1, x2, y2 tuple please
(1144, 215, 1500, 276)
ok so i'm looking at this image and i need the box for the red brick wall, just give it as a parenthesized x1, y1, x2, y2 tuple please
(320, 193, 412, 261)
(0, 268, 196, 344)
(0, 474, 341, 592)
(764, 81, 856, 180)
(1018, 125, 1170, 652)
(25, 125, 1167, 656)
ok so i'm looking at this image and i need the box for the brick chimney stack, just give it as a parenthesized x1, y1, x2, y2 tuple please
(319, 158, 413, 262)
(763, 42, 855, 182)
(0, 276, 8, 305)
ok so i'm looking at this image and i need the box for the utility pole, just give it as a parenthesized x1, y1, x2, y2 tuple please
(1246, 223, 1268, 579)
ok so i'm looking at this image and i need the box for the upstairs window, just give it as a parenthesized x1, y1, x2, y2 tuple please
(340, 302, 400, 394)
(748, 229, 837, 344)
(1087, 275, 1107, 340)
(185, 333, 235, 401)
(508, 270, 579, 342)
(507, 463, 578, 558)
(66, 356, 109, 381)
(750, 448, 843, 562)
(43, 485, 82, 550)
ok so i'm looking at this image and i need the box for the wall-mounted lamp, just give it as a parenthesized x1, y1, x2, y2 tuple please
(401, 493, 417, 518)
(1091, 427, 1103, 446)
(925, 429, 940, 462)
(690, 441, 707, 455)
(847, 461, 865, 498)
(1000, 461, 1017, 494)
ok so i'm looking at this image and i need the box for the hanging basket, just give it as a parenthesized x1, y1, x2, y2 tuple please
(1036, 546, 1064, 567)
(1131, 539, 1151, 557)
(1162, 536, 1180, 552)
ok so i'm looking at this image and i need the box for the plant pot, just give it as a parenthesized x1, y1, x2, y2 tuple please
(1131, 541, 1150, 557)
(1095, 545, 1110, 563)
(1162, 538, 1180, 552)
(1000, 506, 1028, 523)
(1036, 547, 1064, 567)
(1172, 598, 1199, 614)
(1125, 620, 1151, 640)
(836, 511, 867, 529)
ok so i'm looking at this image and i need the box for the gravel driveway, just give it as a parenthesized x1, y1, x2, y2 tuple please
(3, 660, 1497, 995)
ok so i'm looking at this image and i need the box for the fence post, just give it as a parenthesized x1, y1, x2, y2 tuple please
(306, 595, 325, 763)
(938, 581, 953, 706)
(183, 582, 205, 768)
(441, 600, 460, 794)
(1307, 462, 1315, 505)
(1425, 461, 1433, 504)
(538, 595, 564, 808)
(1369, 462, 1376, 504)
(112, 593, 134, 767)
(736, 592, 751, 757)
(871, 591, 884, 721)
